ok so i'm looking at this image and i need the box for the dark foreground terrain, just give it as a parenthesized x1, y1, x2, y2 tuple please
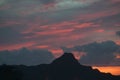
(0, 53, 120, 80)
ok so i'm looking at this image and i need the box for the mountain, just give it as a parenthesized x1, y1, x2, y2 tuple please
(0, 53, 120, 80)
(51, 53, 80, 65)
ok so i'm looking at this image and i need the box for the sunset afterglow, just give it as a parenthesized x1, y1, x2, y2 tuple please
(93, 66, 120, 75)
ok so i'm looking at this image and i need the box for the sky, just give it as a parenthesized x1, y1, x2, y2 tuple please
(0, 0, 120, 66)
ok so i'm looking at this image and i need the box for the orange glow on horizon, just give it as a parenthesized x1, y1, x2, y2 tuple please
(93, 66, 120, 75)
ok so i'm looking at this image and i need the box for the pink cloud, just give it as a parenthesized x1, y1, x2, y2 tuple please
(35, 29, 74, 36)
(116, 54, 120, 59)
(35, 45, 50, 49)
(72, 51, 86, 60)
(0, 42, 35, 51)
(75, 22, 99, 29)
(115, 41, 120, 45)
(49, 48, 64, 58)
(20, 21, 102, 50)
(95, 29, 105, 33)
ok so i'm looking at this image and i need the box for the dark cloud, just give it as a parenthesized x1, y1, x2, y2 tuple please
(116, 31, 120, 37)
(0, 26, 35, 47)
(80, 41, 119, 65)
(63, 41, 120, 65)
(0, 27, 23, 45)
(0, 48, 54, 65)
(40, 0, 55, 4)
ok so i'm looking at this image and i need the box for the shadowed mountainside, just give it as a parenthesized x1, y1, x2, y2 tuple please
(0, 53, 120, 80)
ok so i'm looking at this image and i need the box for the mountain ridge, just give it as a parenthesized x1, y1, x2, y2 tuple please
(0, 53, 120, 80)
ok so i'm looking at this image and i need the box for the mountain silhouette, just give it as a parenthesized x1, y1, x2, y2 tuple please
(51, 53, 80, 65)
(0, 53, 120, 80)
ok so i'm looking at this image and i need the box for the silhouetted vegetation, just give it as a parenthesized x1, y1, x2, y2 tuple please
(0, 64, 23, 80)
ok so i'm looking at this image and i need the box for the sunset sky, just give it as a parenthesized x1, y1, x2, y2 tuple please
(0, 0, 120, 69)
